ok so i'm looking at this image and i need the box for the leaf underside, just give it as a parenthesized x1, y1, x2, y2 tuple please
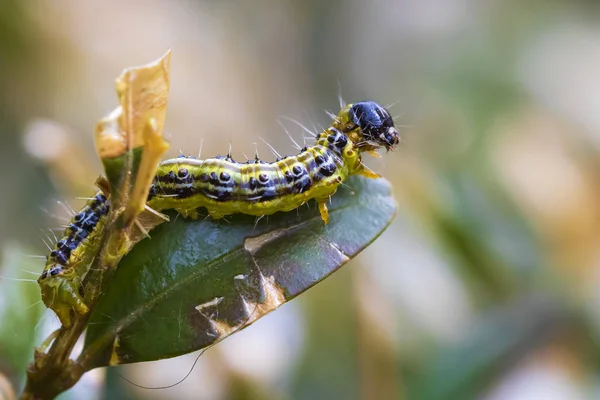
(84, 175, 397, 368)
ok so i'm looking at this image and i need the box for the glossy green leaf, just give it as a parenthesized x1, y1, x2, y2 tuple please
(84, 175, 396, 368)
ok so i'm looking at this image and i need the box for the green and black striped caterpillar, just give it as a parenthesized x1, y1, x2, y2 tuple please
(38, 193, 109, 326)
(38, 101, 399, 326)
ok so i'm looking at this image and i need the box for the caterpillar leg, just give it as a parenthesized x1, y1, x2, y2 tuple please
(358, 167, 381, 179)
(208, 211, 226, 220)
(175, 207, 226, 221)
(317, 200, 329, 225)
(39, 273, 89, 327)
(175, 207, 201, 220)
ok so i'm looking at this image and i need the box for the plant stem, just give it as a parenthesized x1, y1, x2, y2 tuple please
(21, 209, 128, 399)
(21, 201, 166, 400)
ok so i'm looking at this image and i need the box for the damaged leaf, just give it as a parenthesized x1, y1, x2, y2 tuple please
(83, 175, 397, 368)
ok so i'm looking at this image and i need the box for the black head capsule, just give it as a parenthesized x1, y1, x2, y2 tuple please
(351, 101, 399, 150)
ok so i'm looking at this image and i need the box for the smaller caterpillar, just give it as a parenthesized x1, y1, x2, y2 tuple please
(38, 100, 399, 327)
(38, 193, 110, 326)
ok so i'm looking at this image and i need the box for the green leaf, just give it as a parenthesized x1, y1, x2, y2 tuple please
(101, 148, 143, 197)
(0, 244, 44, 383)
(84, 175, 396, 368)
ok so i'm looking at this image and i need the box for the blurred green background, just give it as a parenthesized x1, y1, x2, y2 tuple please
(2, 0, 600, 399)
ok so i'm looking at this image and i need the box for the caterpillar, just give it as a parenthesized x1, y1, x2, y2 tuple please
(38, 193, 110, 327)
(147, 101, 399, 223)
(38, 100, 399, 327)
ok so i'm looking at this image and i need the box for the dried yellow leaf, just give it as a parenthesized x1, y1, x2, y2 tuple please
(94, 50, 171, 159)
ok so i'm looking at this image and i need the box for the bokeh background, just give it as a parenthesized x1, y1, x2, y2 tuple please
(2, 0, 600, 399)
